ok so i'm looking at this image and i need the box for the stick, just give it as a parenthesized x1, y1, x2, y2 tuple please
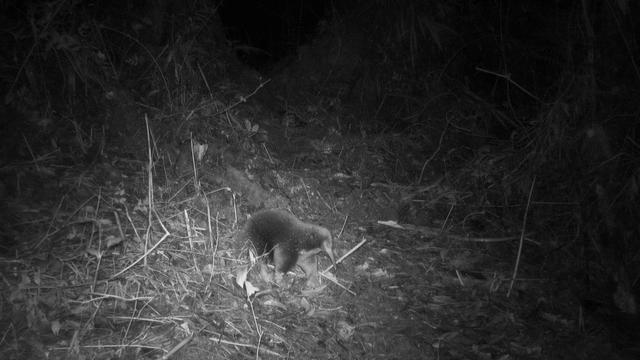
(508, 176, 536, 297)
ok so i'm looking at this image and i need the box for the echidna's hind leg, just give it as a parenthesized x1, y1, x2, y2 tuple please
(258, 262, 273, 284)
(272, 245, 288, 285)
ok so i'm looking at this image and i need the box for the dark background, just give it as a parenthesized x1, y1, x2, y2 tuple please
(1, 0, 639, 358)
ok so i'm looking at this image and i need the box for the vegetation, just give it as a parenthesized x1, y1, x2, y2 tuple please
(1, 0, 638, 358)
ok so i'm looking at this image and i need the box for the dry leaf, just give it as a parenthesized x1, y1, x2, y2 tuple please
(201, 263, 214, 275)
(372, 268, 390, 278)
(244, 280, 259, 298)
(51, 320, 61, 335)
(105, 235, 122, 248)
(86, 248, 102, 259)
(97, 218, 112, 226)
(301, 284, 327, 297)
(235, 266, 249, 287)
(336, 320, 355, 341)
(263, 299, 286, 310)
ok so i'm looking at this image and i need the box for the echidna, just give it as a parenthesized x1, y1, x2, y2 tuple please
(240, 209, 335, 287)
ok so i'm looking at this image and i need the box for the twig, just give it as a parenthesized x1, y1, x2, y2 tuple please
(114, 210, 125, 245)
(198, 62, 213, 98)
(334, 237, 367, 267)
(124, 206, 143, 242)
(205, 201, 218, 291)
(377, 221, 538, 245)
(99, 25, 172, 109)
(255, 329, 264, 360)
(184, 209, 202, 280)
(91, 188, 105, 292)
(320, 272, 355, 296)
(455, 270, 464, 286)
(319, 237, 366, 296)
(247, 296, 263, 355)
(77, 293, 153, 304)
(34, 194, 70, 249)
(21, 134, 40, 173)
(476, 67, 542, 103)
(338, 214, 348, 239)
(459, 235, 538, 245)
(108, 210, 170, 280)
(51, 344, 166, 353)
(122, 283, 143, 353)
(160, 333, 194, 360)
(210, 79, 271, 116)
(108, 233, 169, 280)
(441, 203, 455, 233)
(300, 178, 312, 206)
(262, 143, 273, 164)
(144, 114, 154, 267)
(418, 118, 449, 184)
(605, 0, 640, 83)
(316, 190, 334, 213)
(205, 336, 283, 358)
(508, 176, 536, 297)
(232, 192, 238, 229)
(7, 0, 66, 97)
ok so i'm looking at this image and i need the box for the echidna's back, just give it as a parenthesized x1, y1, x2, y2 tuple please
(243, 209, 299, 272)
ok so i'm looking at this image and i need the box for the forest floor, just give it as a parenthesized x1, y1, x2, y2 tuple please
(0, 73, 634, 360)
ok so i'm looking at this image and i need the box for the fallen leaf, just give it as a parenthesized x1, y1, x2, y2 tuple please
(336, 320, 355, 341)
(105, 235, 122, 248)
(51, 320, 61, 335)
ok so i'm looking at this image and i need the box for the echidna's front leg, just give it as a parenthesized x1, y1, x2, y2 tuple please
(298, 252, 320, 288)
(272, 245, 289, 286)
